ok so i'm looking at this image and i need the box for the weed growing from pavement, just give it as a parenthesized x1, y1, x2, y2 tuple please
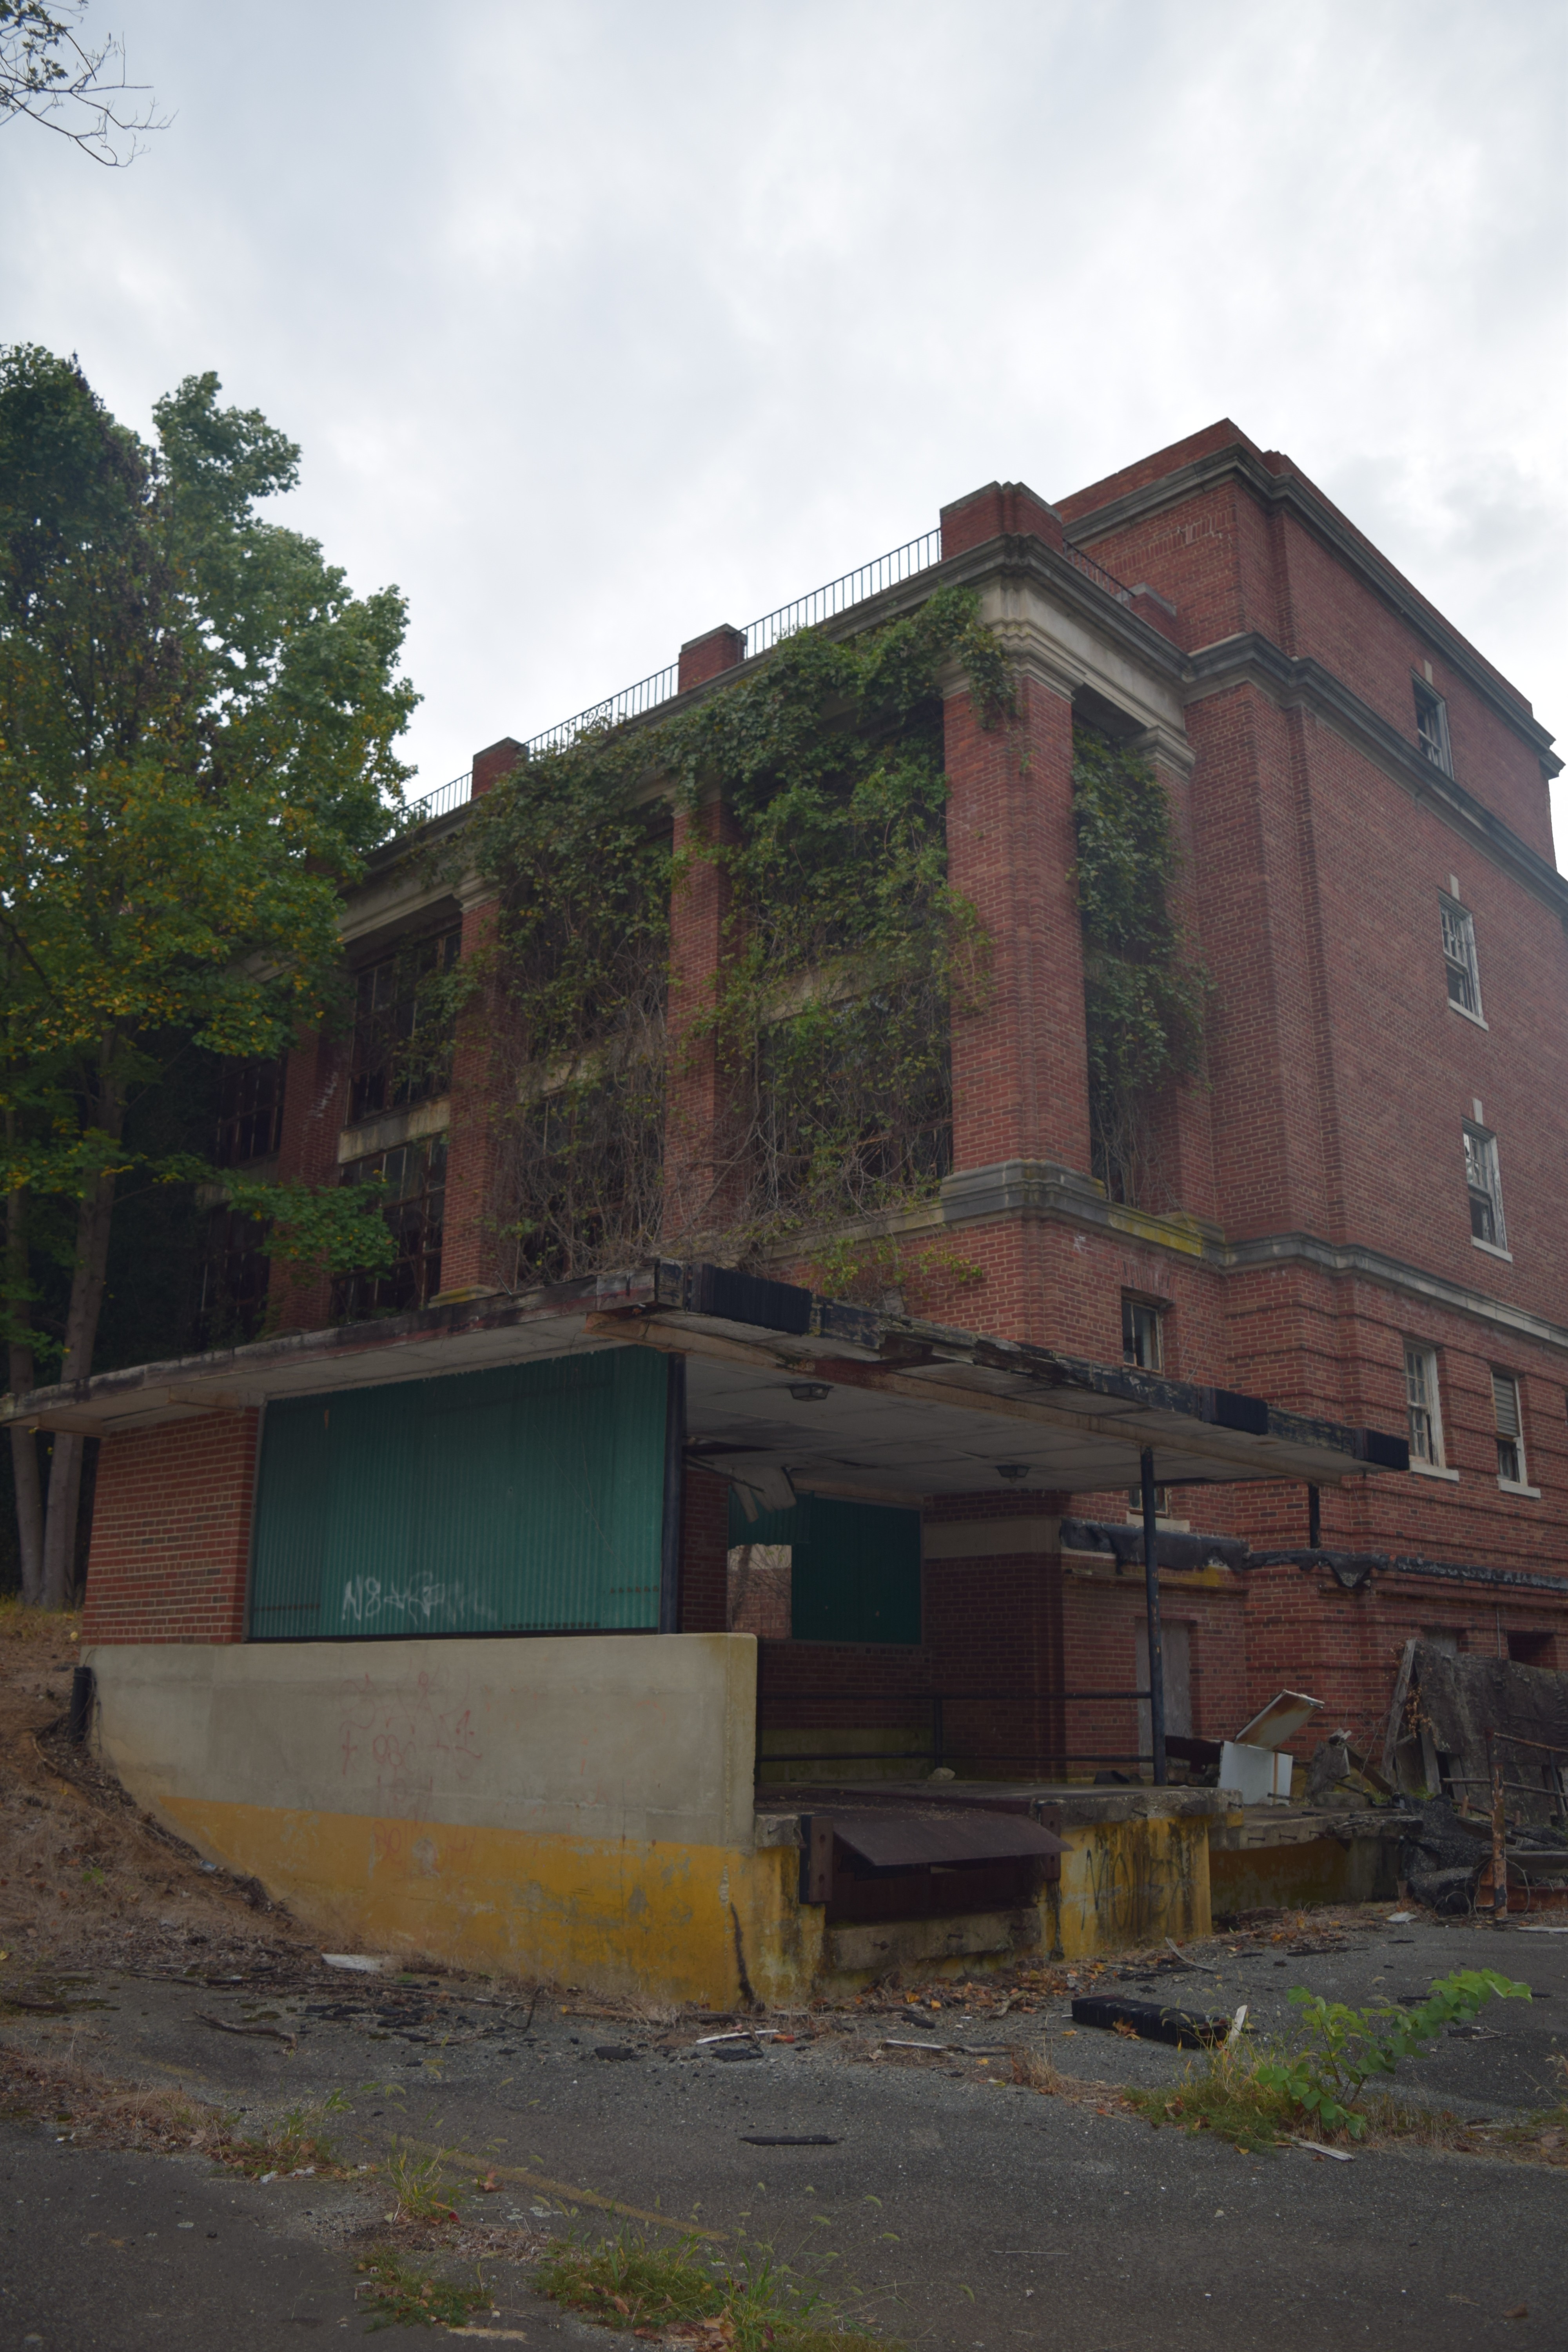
(1129, 1969, 1533, 2149)
(535, 2228, 899, 2352)
(353, 2246, 490, 2331)
(385, 2141, 464, 2223)
(218, 2087, 361, 2180)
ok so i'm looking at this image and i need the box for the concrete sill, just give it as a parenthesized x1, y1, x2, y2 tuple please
(1497, 1480, 1543, 1501)
(1448, 1000, 1488, 1030)
(1471, 1237, 1513, 1263)
(1409, 1461, 1460, 1483)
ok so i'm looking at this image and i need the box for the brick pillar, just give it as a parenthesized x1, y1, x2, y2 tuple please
(940, 479, 1065, 561)
(944, 668, 1092, 1176)
(1130, 727, 1219, 1222)
(268, 1026, 350, 1332)
(664, 795, 742, 1245)
(437, 739, 524, 1299)
(471, 735, 523, 799)
(679, 626, 746, 693)
(83, 1409, 259, 1645)
(679, 1465, 731, 1632)
(437, 886, 506, 1298)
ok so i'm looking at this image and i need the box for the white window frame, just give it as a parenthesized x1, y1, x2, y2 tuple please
(1491, 1370, 1537, 1495)
(1414, 680, 1453, 777)
(1463, 1123, 1509, 1258)
(1403, 1344, 1454, 1478)
(1439, 896, 1485, 1025)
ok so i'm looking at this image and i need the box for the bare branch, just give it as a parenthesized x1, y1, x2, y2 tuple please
(0, 2, 169, 167)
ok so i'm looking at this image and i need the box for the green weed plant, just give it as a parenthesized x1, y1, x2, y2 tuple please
(1132, 1968, 1530, 2147)
(535, 2227, 898, 2352)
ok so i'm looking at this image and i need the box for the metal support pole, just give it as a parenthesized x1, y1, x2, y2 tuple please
(1141, 1446, 1166, 1787)
(1307, 1483, 1321, 1548)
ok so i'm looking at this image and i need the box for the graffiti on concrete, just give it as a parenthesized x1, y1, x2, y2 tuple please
(338, 1663, 483, 1818)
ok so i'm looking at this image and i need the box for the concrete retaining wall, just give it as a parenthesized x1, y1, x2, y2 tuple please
(85, 1633, 787, 2003)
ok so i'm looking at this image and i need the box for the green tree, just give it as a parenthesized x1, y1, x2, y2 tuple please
(0, 346, 413, 1605)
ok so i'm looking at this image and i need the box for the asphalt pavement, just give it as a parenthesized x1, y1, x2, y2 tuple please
(2, 1909, 1564, 2350)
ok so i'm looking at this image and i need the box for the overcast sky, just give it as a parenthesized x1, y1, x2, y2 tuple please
(5, 0, 1565, 859)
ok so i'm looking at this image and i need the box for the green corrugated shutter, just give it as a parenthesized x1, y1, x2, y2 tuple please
(726, 1488, 922, 1645)
(248, 1348, 668, 1640)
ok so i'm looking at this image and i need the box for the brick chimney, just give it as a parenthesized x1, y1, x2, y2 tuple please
(471, 736, 524, 798)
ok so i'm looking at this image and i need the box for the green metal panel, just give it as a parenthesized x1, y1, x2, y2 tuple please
(727, 1488, 922, 1645)
(249, 1348, 668, 1639)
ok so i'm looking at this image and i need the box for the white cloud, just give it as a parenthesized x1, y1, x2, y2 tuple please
(2, 0, 1563, 853)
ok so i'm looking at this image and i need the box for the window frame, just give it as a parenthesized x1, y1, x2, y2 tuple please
(1462, 1122, 1508, 1256)
(1402, 1342, 1451, 1476)
(1438, 895, 1485, 1026)
(1121, 1294, 1165, 1374)
(1414, 679, 1453, 777)
(1491, 1369, 1534, 1494)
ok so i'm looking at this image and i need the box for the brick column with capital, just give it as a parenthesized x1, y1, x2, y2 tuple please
(943, 667, 1092, 1177)
(436, 740, 524, 1298)
(663, 795, 743, 1246)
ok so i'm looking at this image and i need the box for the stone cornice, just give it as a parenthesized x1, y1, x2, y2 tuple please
(1183, 634, 1568, 921)
(940, 1160, 1568, 1359)
(1065, 442, 1561, 775)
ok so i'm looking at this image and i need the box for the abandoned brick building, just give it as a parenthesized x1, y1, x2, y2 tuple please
(12, 418, 1566, 1989)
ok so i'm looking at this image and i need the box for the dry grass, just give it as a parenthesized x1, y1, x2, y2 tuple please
(1010, 2045, 1071, 2095)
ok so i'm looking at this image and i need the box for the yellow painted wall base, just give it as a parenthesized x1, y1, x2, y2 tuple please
(87, 1639, 1214, 2000)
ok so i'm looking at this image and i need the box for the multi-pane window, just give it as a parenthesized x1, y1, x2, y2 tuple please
(1414, 681, 1453, 776)
(1439, 899, 1483, 1019)
(1403, 1344, 1445, 1468)
(1492, 1371, 1526, 1488)
(348, 927, 461, 1125)
(1463, 1124, 1506, 1249)
(215, 1058, 285, 1167)
(1122, 1296, 1164, 1372)
(194, 1205, 272, 1347)
(331, 1134, 448, 1321)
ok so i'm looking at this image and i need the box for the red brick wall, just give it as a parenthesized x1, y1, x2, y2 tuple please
(83, 1411, 258, 1644)
(679, 1465, 730, 1634)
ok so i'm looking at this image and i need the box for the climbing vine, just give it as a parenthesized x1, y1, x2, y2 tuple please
(442, 585, 1007, 1283)
(1071, 726, 1207, 1208)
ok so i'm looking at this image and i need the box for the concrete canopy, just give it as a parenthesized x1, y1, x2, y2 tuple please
(3, 1260, 1408, 1497)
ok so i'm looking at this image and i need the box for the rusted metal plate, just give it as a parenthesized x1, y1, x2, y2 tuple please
(828, 1806, 1064, 1871)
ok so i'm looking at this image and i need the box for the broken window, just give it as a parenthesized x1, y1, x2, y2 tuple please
(214, 1056, 286, 1167)
(348, 926, 461, 1125)
(332, 1134, 448, 1319)
(1463, 1124, 1506, 1249)
(1439, 898, 1483, 1019)
(194, 1203, 272, 1347)
(1122, 1296, 1164, 1371)
(1492, 1370, 1527, 1488)
(1403, 1343, 1445, 1468)
(1414, 681, 1452, 776)
(726, 1543, 793, 1638)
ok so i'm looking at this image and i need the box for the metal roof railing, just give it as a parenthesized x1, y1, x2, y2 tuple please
(397, 521, 1132, 833)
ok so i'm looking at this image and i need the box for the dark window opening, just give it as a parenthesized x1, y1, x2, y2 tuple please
(1122, 1296, 1164, 1370)
(348, 927, 461, 1125)
(195, 1205, 272, 1347)
(1507, 1631, 1554, 1666)
(215, 1057, 285, 1168)
(332, 1134, 447, 1320)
